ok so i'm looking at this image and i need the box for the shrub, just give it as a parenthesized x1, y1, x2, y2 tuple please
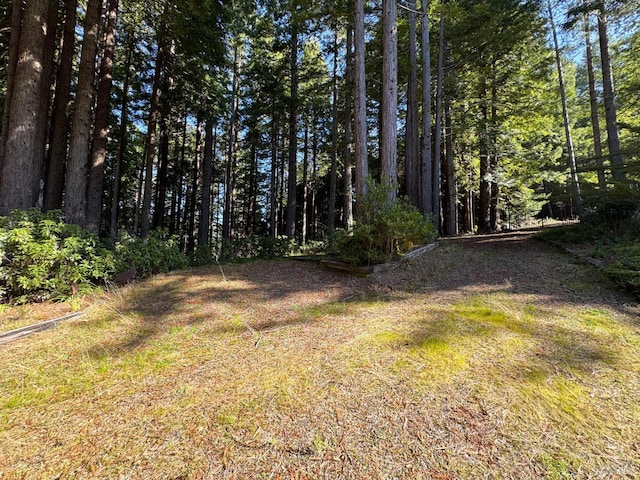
(114, 229, 189, 278)
(222, 235, 297, 261)
(330, 181, 438, 266)
(581, 197, 640, 237)
(0, 210, 115, 303)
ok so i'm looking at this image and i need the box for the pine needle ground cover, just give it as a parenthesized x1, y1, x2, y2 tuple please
(1, 232, 639, 479)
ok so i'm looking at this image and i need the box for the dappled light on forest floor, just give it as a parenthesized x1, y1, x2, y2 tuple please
(1, 233, 639, 478)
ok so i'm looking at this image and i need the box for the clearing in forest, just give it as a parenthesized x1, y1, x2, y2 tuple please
(1, 231, 639, 479)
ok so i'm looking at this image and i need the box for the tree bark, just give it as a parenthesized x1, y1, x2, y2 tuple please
(109, 45, 132, 242)
(380, 0, 398, 202)
(0, 0, 24, 177)
(286, 19, 299, 238)
(405, 0, 419, 205)
(353, 0, 368, 215)
(0, 0, 51, 214)
(86, 0, 119, 234)
(343, 23, 354, 231)
(198, 120, 214, 246)
(433, 6, 445, 232)
(478, 79, 490, 233)
(444, 94, 457, 235)
(327, 27, 339, 233)
(420, 0, 433, 216)
(583, 7, 605, 190)
(597, 5, 624, 181)
(140, 36, 164, 238)
(44, 0, 77, 211)
(270, 111, 278, 237)
(223, 43, 240, 240)
(65, 0, 102, 226)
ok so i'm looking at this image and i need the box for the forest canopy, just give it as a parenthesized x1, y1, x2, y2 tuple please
(0, 0, 638, 253)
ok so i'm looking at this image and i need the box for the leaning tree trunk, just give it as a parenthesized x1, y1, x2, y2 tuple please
(548, 0, 581, 211)
(380, 0, 398, 203)
(353, 0, 368, 215)
(0, 0, 52, 215)
(44, 0, 77, 211)
(86, 0, 119, 234)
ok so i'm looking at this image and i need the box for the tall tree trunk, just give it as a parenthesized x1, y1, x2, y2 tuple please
(328, 28, 339, 233)
(65, 0, 102, 226)
(223, 43, 241, 240)
(246, 132, 257, 236)
(353, 0, 368, 214)
(44, 0, 77, 211)
(198, 120, 214, 247)
(0, 0, 52, 214)
(583, 7, 605, 190)
(86, 0, 119, 234)
(343, 23, 354, 231)
(405, 0, 419, 205)
(187, 119, 202, 253)
(489, 69, 500, 230)
(380, 0, 398, 202)
(302, 120, 309, 244)
(34, 0, 57, 209)
(548, 0, 581, 210)
(270, 111, 278, 237)
(444, 94, 457, 235)
(478, 79, 490, 233)
(109, 44, 132, 242)
(0, 0, 23, 175)
(597, 5, 624, 181)
(433, 5, 445, 232)
(140, 36, 164, 238)
(286, 20, 299, 238)
(420, 0, 433, 216)
(152, 108, 170, 229)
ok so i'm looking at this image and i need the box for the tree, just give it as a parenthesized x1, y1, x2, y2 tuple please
(380, 0, 398, 202)
(0, 0, 53, 215)
(65, 0, 103, 227)
(353, 0, 368, 214)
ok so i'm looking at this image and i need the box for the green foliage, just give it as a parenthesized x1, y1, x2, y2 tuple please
(0, 210, 115, 304)
(331, 181, 438, 266)
(222, 235, 297, 261)
(192, 245, 214, 267)
(580, 197, 640, 237)
(114, 229, 189, 278)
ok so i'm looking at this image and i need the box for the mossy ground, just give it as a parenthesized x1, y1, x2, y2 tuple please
(1, 233, 639, 478)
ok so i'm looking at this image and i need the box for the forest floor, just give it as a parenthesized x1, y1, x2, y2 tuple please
(1, 230, 640, 479)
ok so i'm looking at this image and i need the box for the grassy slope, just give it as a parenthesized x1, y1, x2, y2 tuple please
(1, 234, 639, 479)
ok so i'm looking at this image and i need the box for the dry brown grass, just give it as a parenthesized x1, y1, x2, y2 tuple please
(1, 235, 639, 479)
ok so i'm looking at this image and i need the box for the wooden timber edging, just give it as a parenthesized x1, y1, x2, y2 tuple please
(321, 241, 440, 275)
(0, 311, 85, 346)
